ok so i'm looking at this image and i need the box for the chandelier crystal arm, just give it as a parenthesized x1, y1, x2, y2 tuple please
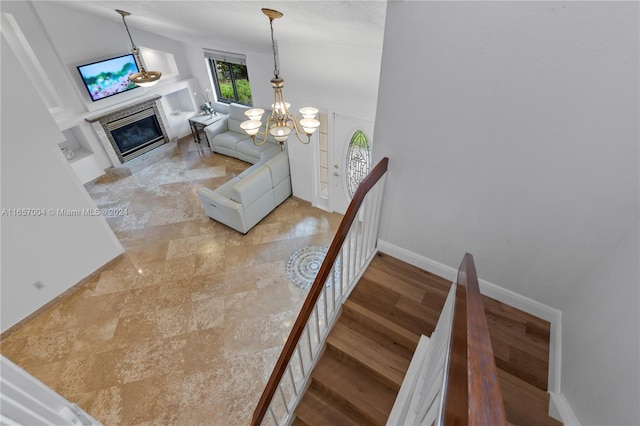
(251, 114, 273, 146)
(288, 116, 312, 145)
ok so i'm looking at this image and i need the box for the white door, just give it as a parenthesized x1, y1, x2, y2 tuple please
(329, 112, 374, 214)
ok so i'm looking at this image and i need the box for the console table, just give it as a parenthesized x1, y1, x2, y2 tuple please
(188, 114, 226, 145)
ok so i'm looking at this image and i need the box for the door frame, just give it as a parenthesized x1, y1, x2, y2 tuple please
(326, 111, 375, 214)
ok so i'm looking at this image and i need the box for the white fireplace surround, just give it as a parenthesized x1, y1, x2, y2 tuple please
(85, 95, 170, 166)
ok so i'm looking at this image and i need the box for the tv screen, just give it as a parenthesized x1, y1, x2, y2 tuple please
(77, 53, 140, 102)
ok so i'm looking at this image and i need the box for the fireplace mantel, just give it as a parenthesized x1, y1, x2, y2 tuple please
(85, 95, 162, 124)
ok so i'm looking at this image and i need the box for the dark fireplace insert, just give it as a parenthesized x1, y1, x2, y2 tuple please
(106, 108, 166, 162)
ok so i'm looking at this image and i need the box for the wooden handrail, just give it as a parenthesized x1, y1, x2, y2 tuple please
(250, 157, 389, 425)
(443, 253, 507, 425)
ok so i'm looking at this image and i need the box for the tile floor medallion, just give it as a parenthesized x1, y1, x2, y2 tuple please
(285, 245, 340, 290)
(0, 137, 343, 426)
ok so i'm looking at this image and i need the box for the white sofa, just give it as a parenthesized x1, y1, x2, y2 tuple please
(196, 151, 292, 234)
(197, 103, 292, 234)
(204, 103, 280, 163)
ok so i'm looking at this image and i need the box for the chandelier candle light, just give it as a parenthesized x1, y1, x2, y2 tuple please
(241, 8, 320, 150)
(116, 9, 162, 87)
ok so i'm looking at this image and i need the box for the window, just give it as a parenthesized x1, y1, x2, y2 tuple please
(204, 50, 252, 106)
(345, 130, 372, 198)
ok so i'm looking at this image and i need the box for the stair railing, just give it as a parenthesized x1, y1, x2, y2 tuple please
(251, 157, 389, 426)
(387, 253, 507, 425)
(443, 253, 507, 425)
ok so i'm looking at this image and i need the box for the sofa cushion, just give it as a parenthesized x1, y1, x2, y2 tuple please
(236, 139, 278, 160)
(215, 177, 242, 199)
(237, 162, 264, 179)
(264, 152, 291, 188)
(196, 187, 247, 233)
(203, 118, 228, 143)
(230, 166, 272, 206)
(273, 177, 292, 206)
(244, 191, 276, 232)
(228, 103, 249, 121)
(236, 151, 259, 165)
(228, 103, 250, 134)
(211, 131, 251, 150)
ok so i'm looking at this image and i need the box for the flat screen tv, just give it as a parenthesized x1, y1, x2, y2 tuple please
(77, 53, 140, 102)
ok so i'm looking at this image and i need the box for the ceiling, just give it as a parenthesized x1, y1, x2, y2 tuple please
(54, 1, 388, 53)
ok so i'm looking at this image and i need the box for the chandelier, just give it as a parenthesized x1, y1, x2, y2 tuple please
(116, 9, 162, 87)
(241, 8, 320, 149)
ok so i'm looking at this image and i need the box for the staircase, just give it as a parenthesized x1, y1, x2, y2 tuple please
(293, 253, 562, 426)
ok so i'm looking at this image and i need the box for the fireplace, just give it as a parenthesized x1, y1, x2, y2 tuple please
(107, 108, 165, 161)
(86, 95, 170, 165)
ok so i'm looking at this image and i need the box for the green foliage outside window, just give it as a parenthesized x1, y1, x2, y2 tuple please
(219, 80, 252, 105)
(210, 59, 253, 106)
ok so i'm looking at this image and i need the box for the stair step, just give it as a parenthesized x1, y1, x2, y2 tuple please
(343, 299, 420, 352)
(312, 350, 397, 425)
(363, 264, 428, 302)
(498, 369, 562, 426)
(326, 321, 410, 391)
(369, 253, 451, 295)
(295, 383, 374, 426)
(291, 416, 307, 426)
(503, 405, 563, 426)
(349, 276, 440, 337)
(498, 368, 550, 414)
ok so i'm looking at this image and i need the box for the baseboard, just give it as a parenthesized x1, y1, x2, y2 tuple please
(549, 392, 581, 425)
(0, 253, 125, 340)
(377, 240, 563, 394)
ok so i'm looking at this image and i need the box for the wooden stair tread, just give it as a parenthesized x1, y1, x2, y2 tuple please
(498, 368, 550, 412)
(369, 253, 450, 293)
(498, 369, 562, 426)
(343, 299, 420, 352)
(349, 278, 436, 337)
(291, 416, 307, 426)
(503, 403, 563, 426)
(312, 351, 397, 425)
(295, 383, 374, 426)
(327, 321, 410, 390)
(362, 265, 429, 302)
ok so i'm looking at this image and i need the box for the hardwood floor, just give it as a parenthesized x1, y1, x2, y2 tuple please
(293, 252, 561, 425)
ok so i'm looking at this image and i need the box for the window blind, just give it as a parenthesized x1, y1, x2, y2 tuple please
(203, 49, 246, 65)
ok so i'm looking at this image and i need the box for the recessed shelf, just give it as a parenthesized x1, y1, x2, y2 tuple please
(68, 147, 92, 163)
(59, 126, 94, 163)
(164, 87, 196, 116)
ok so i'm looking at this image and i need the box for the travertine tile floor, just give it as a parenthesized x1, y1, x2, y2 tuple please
(0, 138, 343, 425)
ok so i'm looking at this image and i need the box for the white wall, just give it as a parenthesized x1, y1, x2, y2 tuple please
(278, 40, 382, 122)
(277, 41, 383, 202)
(373, 1, 639, 309)
(373, 2, 639, 423)
(1, 35, 124, 332)
(561, 221, 639, 425)
(27, 1, 194, 113)
(1, 1, 86, 117)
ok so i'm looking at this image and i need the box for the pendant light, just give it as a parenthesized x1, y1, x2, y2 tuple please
(116, 9, 162, 87)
